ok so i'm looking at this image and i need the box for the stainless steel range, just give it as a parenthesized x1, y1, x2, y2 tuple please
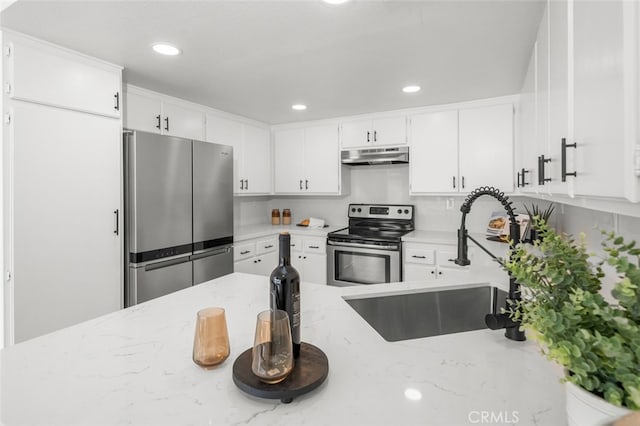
(327, 204, 414, 287)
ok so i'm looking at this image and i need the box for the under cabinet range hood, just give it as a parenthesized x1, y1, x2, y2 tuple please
(341, 146, 409, 166)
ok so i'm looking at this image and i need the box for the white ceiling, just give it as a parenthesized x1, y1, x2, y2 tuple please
(1, 0, 544, 124)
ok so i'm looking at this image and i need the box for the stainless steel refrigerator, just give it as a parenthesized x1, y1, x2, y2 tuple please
(124, 130, 234, 307)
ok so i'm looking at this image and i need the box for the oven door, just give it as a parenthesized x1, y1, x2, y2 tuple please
(327, 240, 400, 287)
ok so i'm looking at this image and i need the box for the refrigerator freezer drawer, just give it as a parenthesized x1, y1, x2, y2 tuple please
(192, 246, 234, 285)
(128, 256, 193, 306)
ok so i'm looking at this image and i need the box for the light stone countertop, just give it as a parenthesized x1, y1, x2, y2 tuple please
(1, 273, 566, 426)
(235, 223, 345, 242)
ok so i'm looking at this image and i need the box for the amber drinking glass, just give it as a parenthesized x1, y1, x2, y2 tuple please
(192, 307, 230, 368)
(251, 309, 293, 384)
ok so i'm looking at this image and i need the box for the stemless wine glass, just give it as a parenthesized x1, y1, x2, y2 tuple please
(192, 307, 230, 368)
(251, 309, 293, 384)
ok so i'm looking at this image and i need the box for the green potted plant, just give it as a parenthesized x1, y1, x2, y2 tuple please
(505, 219, 639, 425)
(522, 203, 555, 242)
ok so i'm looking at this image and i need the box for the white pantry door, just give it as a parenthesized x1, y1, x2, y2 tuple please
(10, 101, 121, 342)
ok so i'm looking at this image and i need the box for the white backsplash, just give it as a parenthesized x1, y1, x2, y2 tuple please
(235, 165, 539, 234)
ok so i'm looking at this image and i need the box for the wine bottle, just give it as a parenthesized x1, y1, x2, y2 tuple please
(270, 232, 301, 358)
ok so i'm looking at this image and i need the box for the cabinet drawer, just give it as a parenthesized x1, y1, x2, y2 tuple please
(303, 238, 326, 254)
(256, 237, 277, 255)
(405, 247, 436, 265)
(234, 242, 255, 261)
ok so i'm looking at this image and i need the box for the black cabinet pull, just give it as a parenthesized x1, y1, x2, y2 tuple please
(113, 209, 119, 235)
(240, 179, 244, 190)
(366, 131, 370, 143)
(155, 115, 161, 129)
(438, 271, 443, 275)
(309, 245, 320, 249)
(299, 179, 303, 190)
(114, 92, 120, 111)
(241, 250, 250, 255)
(164, 117, 169, 132)
(305, 179, 308, 190)
(374, 130, 377, 142)
(430, 270, 435, 274)
(538, 155, 552, 185)
(461, 176, 465, 189)
(412, 255, 426, 259)
(516, 170, 521, 187)
(561, 138, 577, 182)
(245, 179, 248, 190)
(265, 245, 273, 249)
(453, 176, 456, 189)
(517, 168, 530, 188)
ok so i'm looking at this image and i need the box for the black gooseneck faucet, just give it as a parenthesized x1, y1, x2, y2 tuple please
(454, 186, 526, 342)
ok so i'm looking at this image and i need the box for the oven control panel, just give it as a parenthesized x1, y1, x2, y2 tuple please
(348, 204, 414, 220)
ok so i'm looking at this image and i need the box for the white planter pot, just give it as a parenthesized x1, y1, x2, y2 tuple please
(566, 381, 631, 426)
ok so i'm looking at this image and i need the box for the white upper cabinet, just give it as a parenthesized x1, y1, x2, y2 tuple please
(124, 86, 204, 141)
(410, 110, 459, 193)
(410, 104, 514, 194)
(572, 0, 625, 198)
(239, 124, 272, 195)
(459, 104, 514, 192)
(274, 128, 305, 193)
(341, 116, 406, 149)
(519, 0, 637, 201)
(7, 34, 121, 118)
(207, 116, 272, 195)
(517, 46, 539, 193)
(274, 124, 343, 195)
(162, 102, 205, 141)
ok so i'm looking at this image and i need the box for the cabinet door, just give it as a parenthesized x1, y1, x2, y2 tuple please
(9, 37, 121, 118)
(341, 119, 371, 149)
(372, 116, 407, 146)
(11, 102, 121, 342)
(518, 46, 539, 193)
(255, 252, 278, 275)
(274, 128, 305, 193)
(243, 125, 272, 194)
(125, 91, 162, 134)
(403, 264, 437, 282)
(302, 253, 327, 285)
(535, 6, 551, 194)
(162, 102, 205, 140)
(304, 124, 340, 193)
(572, 0, 625, 198)
(205, 114, 243, 192)
(409, 111, 459, 193)
(459, 104, 514, 192)
(548, 0, 570, 195)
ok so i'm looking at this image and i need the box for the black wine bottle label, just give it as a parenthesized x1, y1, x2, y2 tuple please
(270, 232, 301, 358)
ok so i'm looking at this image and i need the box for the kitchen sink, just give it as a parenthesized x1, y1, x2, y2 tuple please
(343, 285, 508, 342)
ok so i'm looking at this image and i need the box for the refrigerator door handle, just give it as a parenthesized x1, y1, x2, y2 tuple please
(190, 246, 231, 261)
(144, 255, 191, 272)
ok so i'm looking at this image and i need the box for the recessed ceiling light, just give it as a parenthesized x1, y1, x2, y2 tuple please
(292, 104, 307, 111)
(323, 0, 350, 4)
(402, 85, 421, 93)
(152, 43, 181, 56)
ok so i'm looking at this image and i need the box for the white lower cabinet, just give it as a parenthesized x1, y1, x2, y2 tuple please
(234, 239, 278, 275)
(290, 236, 327, 285)
(403, 242, 470, 282)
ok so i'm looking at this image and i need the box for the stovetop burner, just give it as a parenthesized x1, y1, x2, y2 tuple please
(328, 203, 415, 243)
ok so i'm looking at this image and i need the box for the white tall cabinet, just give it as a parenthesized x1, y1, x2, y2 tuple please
(3, 32, 122, 343)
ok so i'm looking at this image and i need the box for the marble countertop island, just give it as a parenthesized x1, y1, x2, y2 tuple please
(1, 273, 566, 425)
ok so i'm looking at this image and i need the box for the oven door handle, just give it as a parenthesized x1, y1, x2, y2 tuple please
(327, 240, 399, 250)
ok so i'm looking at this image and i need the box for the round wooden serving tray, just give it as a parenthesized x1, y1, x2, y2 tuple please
(232, 342, 329, 403)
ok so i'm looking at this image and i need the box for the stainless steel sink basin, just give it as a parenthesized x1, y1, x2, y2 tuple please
(343, 285, 508, 342)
